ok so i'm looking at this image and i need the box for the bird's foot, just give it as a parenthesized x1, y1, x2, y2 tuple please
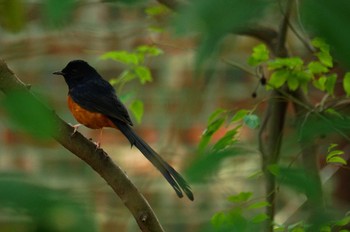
(69, 123, 81, 136)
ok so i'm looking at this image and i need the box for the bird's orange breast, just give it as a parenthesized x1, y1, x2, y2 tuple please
(67, 95, 115, 129)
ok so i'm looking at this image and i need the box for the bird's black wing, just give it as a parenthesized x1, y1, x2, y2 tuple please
(69, 78, 133, 126)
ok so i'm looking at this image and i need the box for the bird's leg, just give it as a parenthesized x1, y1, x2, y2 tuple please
(93, 128, 103, 149)
(69, 123, 81, 136)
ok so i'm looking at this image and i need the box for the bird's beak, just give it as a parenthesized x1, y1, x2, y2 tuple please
(53, 71, 65, 76)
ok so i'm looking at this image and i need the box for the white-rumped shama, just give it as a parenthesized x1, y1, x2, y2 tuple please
(53, 60, 193, 201)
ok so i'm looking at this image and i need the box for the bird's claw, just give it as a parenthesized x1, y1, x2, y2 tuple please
(69, 123, 81, 136)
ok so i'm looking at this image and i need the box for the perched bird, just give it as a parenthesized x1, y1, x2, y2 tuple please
(53, 60, 193, 201)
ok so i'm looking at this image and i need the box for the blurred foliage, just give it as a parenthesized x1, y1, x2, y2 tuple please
(0, 178, 96, 232)
(1, 91, 57, 139)
(0, 0, 25, 32)
(210, 192, 270, 231)
(173, 0, 271, 69)
(301, 0, 350, 68)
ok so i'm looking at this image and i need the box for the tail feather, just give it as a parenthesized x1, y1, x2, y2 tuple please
(110, 118, 194, 201)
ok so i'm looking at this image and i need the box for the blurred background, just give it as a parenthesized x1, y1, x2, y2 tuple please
(1, 0, 350, 232)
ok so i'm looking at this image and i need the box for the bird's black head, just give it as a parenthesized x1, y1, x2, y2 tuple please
(53, 60, 100, 88)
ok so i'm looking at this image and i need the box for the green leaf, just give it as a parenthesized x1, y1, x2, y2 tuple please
(213, 127, 239, 151)
(327, 143, 338, 152)
(335, 215, 350, 226)
(327, 156, 347, 165)
(100, 51, 140, 65)
(134, 66, 152, 84)
(327, 150, 344, 158)
(267, 164, 280, 176)
(287, 76, 300, 90)
(268, 57, 304, 70)
(2, 91, 57, 139)
(198, 117, 225, 152)
(136, 45, 163, 56)
(211, 212, 227, 228)
(243, 114, 260, 129)
(325, 73, 337, 95)
(313, 76, 327, 91)
(129, 100, 144, 124)
(308, 61, 329, 74)
(248, 201, 271, 210)
(227, 192, 253, 203)
(231, 109, 249, 122)
(251, 213, 269, 223)
(248, 44, 269, 66)
(268, 70, 288, 88)
(343, 72, 350, 96)
(208, 108, 226, 125)
(316, 51, 333, 68)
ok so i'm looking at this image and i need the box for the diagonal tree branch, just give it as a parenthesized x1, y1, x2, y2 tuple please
(0, 59, 164, 232)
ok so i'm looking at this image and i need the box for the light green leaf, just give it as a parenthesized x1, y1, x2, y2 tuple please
(134, 66, 152, 84)
(316, 52, 333, 68)
(308, 61, 329, 74)
(328, 143, 338, 152)
(269, 70, 288, 88)
(100, 51, 140, 65)
(248, 201, 271, 210)
(248, 44, 269, 66)
(268, 57, 303, 70)
(130, 100, 144, 124)
(313, 76, 327, 91)
(145, 5, 169, 16)
(227, 192, 253, 203)
(243, 114, 260, 129)
(325, 73, 337, 95)
(198, 117, 225, 153)
(136, 45, 163, 56)
(343, 72, 350, 96)
(327, 156, 347, 165)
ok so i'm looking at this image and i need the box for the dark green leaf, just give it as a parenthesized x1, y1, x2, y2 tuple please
(2, 91, 57, 138)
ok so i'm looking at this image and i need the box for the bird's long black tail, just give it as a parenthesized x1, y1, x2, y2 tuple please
(110, 118, 194, 201)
